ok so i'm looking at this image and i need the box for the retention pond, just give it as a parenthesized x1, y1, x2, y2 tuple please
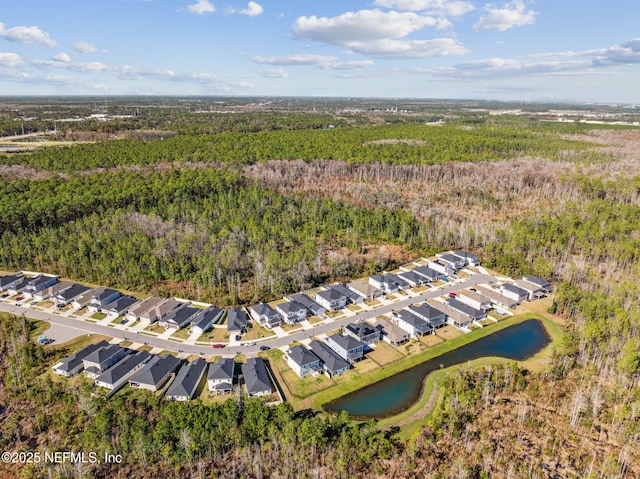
(324, 319, 550, 419)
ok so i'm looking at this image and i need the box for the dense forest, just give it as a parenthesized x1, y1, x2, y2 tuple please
(1, 99, 639, 478)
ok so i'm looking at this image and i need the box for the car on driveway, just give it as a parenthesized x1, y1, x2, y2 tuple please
(15, 296, 24, 301)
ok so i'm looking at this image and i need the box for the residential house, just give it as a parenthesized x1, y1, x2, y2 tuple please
(427, 259, 455, 277)
(23, 275, 58, 298)
(227, 308, 247, 336)
(372, 318, 409, 346)
(437, 252, 466, 270)
(516, 276, 552, 299)
(500, 283, 529, 303)
(242, 357, 272, 397)
(456, 290, 492, 311)
(522, 275, 552, 294)
(87, 287, 121, 313)
(395, 309, 433, 337)
(344, 321, 380, 345)
(285, 345, 321, 378)
(396, 270, 425, 287)
(140, 298, 183, 324)
(430, 301, 474, 329)
(408, 303, 447, 329)
(315, 287, 347, 311)
(346, 280, 383, 300)
(52, 340, 109, 377)
(129, 354, 181, 392)
(54, 284, 90, 307)
(34, 280, 73, 302)
(165, 358, 208, 401)
(368, 274, 398, 294)
(308, 340, 350, 377)
(250, 302, 282, 329)
(0, 274, 23, 292)
(452, 251, 480, 267)
(276, 300, 307, 325)
(207, 358, 235, 394)
(159, 305, 200, 329)
(102, 295, 139, 318)
(125, 296, 165, 322)
(83, 344, 131, 378)
(475, 285, 518, 309)
(330, 283, 364, 304)
(7, 277, 29, 295)
(412, 265, 443, 282)
(190, 307, 224, 336)
(445, 297, 487, 322)
(94, 350, 151, 391)
(71, 288, 94, 309)
(325, 333, 364, 363)
(288, 293, 326, 317)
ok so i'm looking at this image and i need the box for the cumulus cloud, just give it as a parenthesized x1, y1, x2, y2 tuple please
(0, 22, 57, 47)
(187, 0, 215, 15)
(237, 1, 264, 17)
(0, 52, 24, 68)
(258, 68, 288, 78)
(291, 9, 465, 58)
(373, 0, 475, 16)
(473, 1, 537, 32)
(52, 52, 71, 63)
(592, 38, 640, 66)
(74, 41, 106, 54)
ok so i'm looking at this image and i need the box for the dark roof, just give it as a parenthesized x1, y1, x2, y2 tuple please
(287, 345, 320, 367)
(26, 275, 57, 289)
(92, 287, 120, 301)
(386, 273, 409, 288)
(440, 253, 463, 264)
(242, 357, 271, 395)
(162, 305, 200, 327)
(251, 302, 278, 317)
(8, 277, 29, 290)
(208, 358, 234, 381)
(316, 287, 346, 302)
(57, 284, 90, 301)
(192, 307, 223, 331)
(345, 322, 379, 339)
(309, 340, 350, 373)
(397, 270, 422, 284)
(327, 332, 363, 352)
(165, 358, 207, 399)
(227, 308, 247, 331)
(84, 344, 128, 366)
(397, 309, 429, 328)
(412, 266, 440, 280)
(54, 340, 109, 373)
(0, 274, 22, 288)
(501, 283, 529, 296)
(277, 300, 306, 314)
(523, 275, 551, 288)
(95, 350, 151, 385)
(409, 303, 444, 321)
(104, 295, 139, 312)
(289, 294, 324, 313)
(445, 298, 485, 319)
(130, 354, 181, 387)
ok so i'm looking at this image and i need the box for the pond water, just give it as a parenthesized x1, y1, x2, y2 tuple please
(323, 319, 550, 419)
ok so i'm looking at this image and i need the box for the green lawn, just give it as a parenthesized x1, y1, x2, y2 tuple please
(90, 312, 106, 320)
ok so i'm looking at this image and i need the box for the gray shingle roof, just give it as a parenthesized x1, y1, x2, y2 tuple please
(56, 284, 90, 302)
(308, 340, 349, 373)
(327, 332, 363, 352)
(129, 354, 181, 388)
(242, 357, 271, 395)
(208, 358, 234, 382)
(191, 307, 223, 331)
(165, 358, 207, 399)
(104, 295, 139, 313)
(0, 274, 21, 288)
(54, 340, 109, 373)
(227, 308, 247, 331)
(287, 345, 320, 368)
(445, 298, 485, 319)
(277, 300, 306, 315)
(289, 294, 324, 314)
(95, 350, 151, 386)
(408, 303, 444, 321)
(84, 344, 128, 367)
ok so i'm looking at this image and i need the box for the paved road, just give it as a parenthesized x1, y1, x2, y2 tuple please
(0, 273, 496, 357)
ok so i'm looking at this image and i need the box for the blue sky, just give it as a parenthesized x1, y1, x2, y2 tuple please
(0, 0, 639, 102)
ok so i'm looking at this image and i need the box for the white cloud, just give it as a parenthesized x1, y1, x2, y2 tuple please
(473, 1, 537, 32)
(349, 38, 468, 58)
(52, 52, 71, 63)
(0, 52, 24, 68)
(240, 2, 263, 17)
(0, 22, 57, 47)
(252, 53, 338, 66)
(373, 0, 475, 16)
(258, 68, 288, 78)
(323, 60, 375, 70)
(187, 0, 215, 15)
(291, 9, 465, 59)
(74, 41, 106, 54)
(592, 38, 640, 66)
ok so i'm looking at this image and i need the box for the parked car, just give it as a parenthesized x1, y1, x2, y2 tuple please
(235, 335, 241, 341)
(29, 301, 37, 305)
(120, 319, 128, 324)
(1, 293, 8, 298)
(448, 292, 457, 298)
(259, 345, 271, 351)
(15, 296, 24, 301)
(212, 343, 224, 349)
(246, 341, 256, 347)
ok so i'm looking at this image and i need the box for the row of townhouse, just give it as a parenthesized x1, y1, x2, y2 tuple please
(0, 273, 59, 297)
(52, 342, 273, 399)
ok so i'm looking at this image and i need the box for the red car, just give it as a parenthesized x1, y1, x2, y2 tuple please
(448, 292, 457, 298)
(212, 343, 224, 349)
